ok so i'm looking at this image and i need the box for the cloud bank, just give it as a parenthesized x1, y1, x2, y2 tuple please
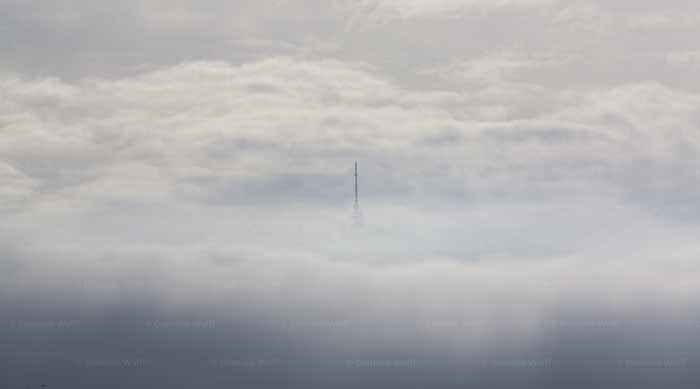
(3, 1, 700, 388)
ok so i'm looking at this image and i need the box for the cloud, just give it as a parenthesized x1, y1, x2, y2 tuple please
(420, 51, 570, 82)
(666, 50, 700, 67)
(343, 0, 556, 21)
(3, 1, 700, 387)
(1, 59, 699, 282)
(0, 162, 38, 211)
(417, 51, 571, 119)
(2, 58, 700, 214)
(553, 3, 613, 35)
(3, 57, 700, 388)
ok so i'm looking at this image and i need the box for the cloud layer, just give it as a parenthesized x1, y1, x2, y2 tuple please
(3, 1, 700, 388)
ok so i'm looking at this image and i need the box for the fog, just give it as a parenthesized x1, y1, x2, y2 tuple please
(3, 191, 700, 387)
(3, 1, 700, 387)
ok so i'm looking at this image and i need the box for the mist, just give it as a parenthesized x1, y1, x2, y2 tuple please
(3, 1, 700, 388)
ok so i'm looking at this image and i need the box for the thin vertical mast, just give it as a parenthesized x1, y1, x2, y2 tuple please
(354, 162, 358, 206)
(353, 162, 361, 225)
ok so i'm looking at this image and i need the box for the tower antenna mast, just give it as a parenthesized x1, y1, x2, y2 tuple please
(354, 162, 359, 206)
(354, 162, 361, 224)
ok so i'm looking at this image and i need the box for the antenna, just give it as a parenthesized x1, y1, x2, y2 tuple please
(354, 162, 359, 206)
(353, 162, 361, 224)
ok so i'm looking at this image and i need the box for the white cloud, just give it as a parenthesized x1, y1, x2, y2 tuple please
(553, 3, 613, 36)
(0, 162, 38, 211)
(343, 0, 555, 21)
(1, 58, 699, 220)
(420, 51, 567, 83)
(418, 51, 570, 119)
(666, 50, 700, 67)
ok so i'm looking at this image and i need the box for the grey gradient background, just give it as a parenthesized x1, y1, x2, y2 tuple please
(2, 0, 700, 387)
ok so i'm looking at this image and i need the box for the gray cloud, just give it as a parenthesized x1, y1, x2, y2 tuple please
(3, 1, 700, 388)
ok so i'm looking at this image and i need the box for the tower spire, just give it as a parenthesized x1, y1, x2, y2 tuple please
(354, 162, 361, 225)
(354, 162, 358, 206)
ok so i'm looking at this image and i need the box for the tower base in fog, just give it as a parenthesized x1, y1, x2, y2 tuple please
(353, 202, 363, 226)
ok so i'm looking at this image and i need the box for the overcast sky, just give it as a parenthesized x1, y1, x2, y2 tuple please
(2, 1, 700, 388)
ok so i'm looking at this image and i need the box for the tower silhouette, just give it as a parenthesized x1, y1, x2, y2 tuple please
(353, 162, 362, 225)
